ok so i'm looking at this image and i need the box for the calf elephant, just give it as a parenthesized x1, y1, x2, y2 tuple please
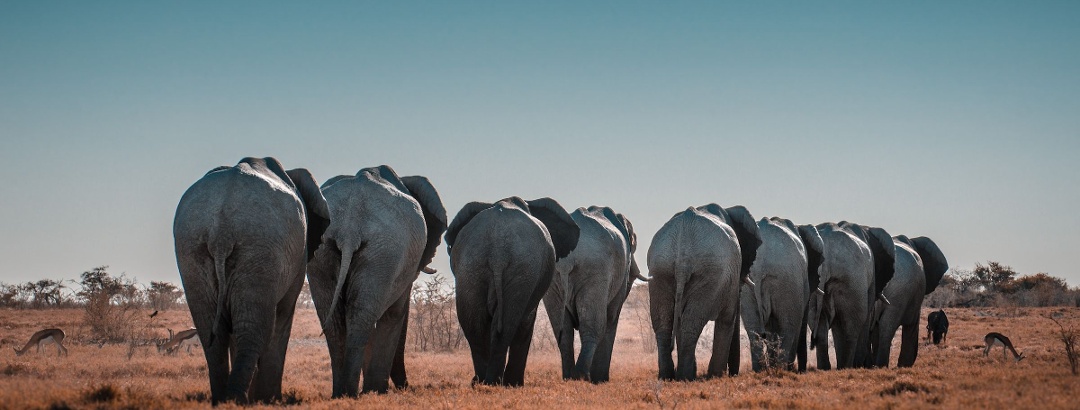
(648, 204, 761, 380)
(173, 157, 330, 404)
(542, 206, 644, 382)
(741, 217, 822, 372)
(806, 222, 894, 370)
(869, 235, 948, 367)
(446, 197, 579, 386)
(307, 165, 446, 396)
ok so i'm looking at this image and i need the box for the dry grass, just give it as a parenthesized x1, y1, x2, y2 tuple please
(0, 306, 1076, 409)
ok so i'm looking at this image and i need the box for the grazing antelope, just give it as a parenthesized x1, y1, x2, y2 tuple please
(13, 328, 68, 357)
(926, 309, 949, 345)
(984, 332, 1024, 362)
(158, 328, 198, 355)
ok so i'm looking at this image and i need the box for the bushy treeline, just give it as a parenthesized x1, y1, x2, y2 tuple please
(0, 266, 184, 311)
(924, 261, 1080, 308)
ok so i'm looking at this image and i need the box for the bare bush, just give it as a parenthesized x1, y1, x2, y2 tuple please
(627, 284, 656, 353)
(408, 275, 465, 352)
(1049, 315, 1078, 376)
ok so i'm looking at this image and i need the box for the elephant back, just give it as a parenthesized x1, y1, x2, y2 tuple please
(838, 222, 896, 297)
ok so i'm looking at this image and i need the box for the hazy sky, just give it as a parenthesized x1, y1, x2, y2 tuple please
(2, 2, 1078, 290)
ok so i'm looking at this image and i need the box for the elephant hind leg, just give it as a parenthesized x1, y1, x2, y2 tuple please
(390, 294, 411, 390)
(362, 290, 410, 394)
(503, 310, 537, 386)
(250, 273, 305, 403)
(896, 324, 920, 367)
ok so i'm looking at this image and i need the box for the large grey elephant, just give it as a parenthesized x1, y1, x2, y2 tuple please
(740, 217, 823, 372)
(173, 157, 330, 404)
(648, 204, 761, 380)
(306, 165, 446, 396)
(869, 235, 947, 367)
(541, 206, 644, 383)
(806, 221, 894, 370)
(445, 197, 579, 386)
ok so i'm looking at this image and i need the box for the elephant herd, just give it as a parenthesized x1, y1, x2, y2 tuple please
(173, 157, 949, 404)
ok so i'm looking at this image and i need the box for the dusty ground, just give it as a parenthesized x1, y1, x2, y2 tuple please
(0, 305, 1076, 409)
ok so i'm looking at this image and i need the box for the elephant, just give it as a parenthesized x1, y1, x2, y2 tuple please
(445, 197, 579, 386)
(306, 165, 446, 396)
(805, 221, 894, 370)
(648, 204, 761, 380)
(173, 157, 330, 404)
(927, 309, 949, 345)
(541, 206, 645, 383)
(868, 235, 948, 367)
(740, 217, 823, 372)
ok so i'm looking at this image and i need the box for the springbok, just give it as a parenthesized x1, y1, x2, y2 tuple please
(983, 332, 1025, 362)
(157, 328, 198, 355)
(13, 328, 68, 357)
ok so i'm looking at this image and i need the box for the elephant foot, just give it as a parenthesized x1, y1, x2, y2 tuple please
(569, 370, 591, 382)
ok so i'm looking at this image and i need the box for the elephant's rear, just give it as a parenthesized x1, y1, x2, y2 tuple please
(173, 162, 308, 403)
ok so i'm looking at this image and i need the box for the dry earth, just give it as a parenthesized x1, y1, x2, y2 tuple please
(0, 305, 1076, 409)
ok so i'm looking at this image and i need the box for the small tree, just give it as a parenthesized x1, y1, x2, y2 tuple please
(78, 266, 146, 342)
(146, 281, 184, 311)
(971, 261, 1018, 293)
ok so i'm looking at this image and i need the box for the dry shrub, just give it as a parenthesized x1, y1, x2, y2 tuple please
(409, 275, 465, 352)
(1049, 314, 1078, 375)
(627, 284, 656, 353)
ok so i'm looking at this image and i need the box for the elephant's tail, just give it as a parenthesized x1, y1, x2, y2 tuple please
(321, 248, 355, 333)
(208, 244, 231, 348)
(672, 263, 689, 345)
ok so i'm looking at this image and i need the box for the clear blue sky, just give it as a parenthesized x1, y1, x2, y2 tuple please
(2, 2, 1078, 288)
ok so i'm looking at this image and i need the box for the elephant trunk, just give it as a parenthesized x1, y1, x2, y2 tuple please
(322, 247, 355, 332)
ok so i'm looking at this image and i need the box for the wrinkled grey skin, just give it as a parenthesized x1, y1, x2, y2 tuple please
(446, 197, 579, 386)
(869, 235, 948, 368)
(740, 217, 822, 372)
(307, 165, 447, 397)
(806, 222, 895, 370)
(174, 157, 330, 404)
(542, 206, 644, 383)
(648, 204, 761, 380)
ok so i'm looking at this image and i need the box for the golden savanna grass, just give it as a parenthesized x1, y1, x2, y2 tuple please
(0, 305, 1077, 409)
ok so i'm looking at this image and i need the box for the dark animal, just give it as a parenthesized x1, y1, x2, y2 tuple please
(926, 309, 948, 345)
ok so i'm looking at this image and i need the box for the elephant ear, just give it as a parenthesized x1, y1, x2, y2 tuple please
(320, 174, 353, 190)
(911, 236, 948, 295)
(598, 207, 632, 253)
(526, 197, 580, 260)
(798, 224, 825, 291)
(617, 213, 637, 254)
(724, 205, 762, 282)
(401, 175, 448, 273)
(893, 235, 913, 247)
(864, 226, 896, 296)
(445, 201, 494, 251)
(286, 168, 331, 262)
